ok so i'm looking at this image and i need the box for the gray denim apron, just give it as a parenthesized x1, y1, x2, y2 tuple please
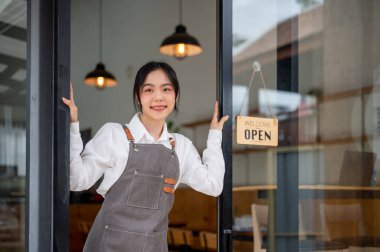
(83, 125, 180, 252)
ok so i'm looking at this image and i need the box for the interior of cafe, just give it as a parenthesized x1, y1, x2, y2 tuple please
(1, 0, 380, 251)
(69, 0, 220, 250)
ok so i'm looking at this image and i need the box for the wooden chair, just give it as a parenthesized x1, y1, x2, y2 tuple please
(251, 204, 348, 252)
(320, 203, 380, 250)
(199, 231, 217, 251)
(78, 220, 92, 243)
(168, 228, 194, 252)
(168, 229, 174, 247)
(251, 204, 268, 252)
(320, 203, 365, 241)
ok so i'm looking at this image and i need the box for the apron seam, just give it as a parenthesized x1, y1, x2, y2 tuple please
(143, 232, 148, 252)
(134, 142, 175, 153)
(99, 226, 107, 252)
(103, 141, 134, 198)
(126, 172, 163, 210)
(126, 171, 136, 207)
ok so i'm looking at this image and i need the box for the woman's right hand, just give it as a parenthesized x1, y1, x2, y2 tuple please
(62, 81, 78, 123)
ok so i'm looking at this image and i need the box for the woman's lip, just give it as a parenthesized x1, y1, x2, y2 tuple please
(150, 106, 167, 111)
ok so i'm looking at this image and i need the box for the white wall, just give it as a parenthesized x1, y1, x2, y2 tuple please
(71, 0, 217, 134)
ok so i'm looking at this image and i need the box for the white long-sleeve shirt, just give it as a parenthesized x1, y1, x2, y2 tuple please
(70, 113, 225, 197)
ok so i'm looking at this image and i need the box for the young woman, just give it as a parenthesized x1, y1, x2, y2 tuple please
(62, 61, 229, 252)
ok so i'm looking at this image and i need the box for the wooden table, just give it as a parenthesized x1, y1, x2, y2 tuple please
(233, 185, 380, 191)
(233, 185, 380, 199)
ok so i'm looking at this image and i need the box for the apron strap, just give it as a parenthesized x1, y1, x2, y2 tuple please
(122, 124, 135, 142)
(169, 137, 176, 151)
(122, 124, 176, 152)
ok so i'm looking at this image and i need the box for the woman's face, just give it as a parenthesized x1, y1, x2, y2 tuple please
(139, 69, 176, 123)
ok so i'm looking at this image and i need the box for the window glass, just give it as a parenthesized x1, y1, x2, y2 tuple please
(0, 0, 27, 251)
(233, 1, 380, 251)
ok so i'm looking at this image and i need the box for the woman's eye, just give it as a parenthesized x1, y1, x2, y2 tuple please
(163, 88, 173, 92)
(144, 88, 153, 93)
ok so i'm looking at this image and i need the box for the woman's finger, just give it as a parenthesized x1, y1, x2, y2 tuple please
(70, 81, 74, 102)
(62, 97, 70, 106)
(212, 101, 219, 122)
(62, 83, 78, 122)
(218, 115, 229, 127)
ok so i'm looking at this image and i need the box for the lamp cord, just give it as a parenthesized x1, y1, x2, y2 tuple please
(99, 0, 102, 62)
(179, 0, 182, 24)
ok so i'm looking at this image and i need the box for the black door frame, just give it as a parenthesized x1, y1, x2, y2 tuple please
(27, 0, 71, 250)
(217, 0, 233, 251)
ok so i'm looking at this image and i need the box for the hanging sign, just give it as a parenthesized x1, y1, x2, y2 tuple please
(236, 61, 278, 147)
(236, 116, 278, 146)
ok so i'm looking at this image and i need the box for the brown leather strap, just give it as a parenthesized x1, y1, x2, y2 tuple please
(164, 178, 177, 185)
(122, 126, 135, 142)
(163, 186, 174, 194)
(169, 137, 176, 150)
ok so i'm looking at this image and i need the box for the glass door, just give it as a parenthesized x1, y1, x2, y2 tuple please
(232, 0, 380, 251)
(0, 1, 27, 251)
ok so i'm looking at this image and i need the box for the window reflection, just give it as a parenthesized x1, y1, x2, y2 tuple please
(0, 0, 27, 250)
(233, 0, 380, 251)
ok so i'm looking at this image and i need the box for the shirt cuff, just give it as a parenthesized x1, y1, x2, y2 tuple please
(207, 129, 222, 145)
(70, 122, 80, 135)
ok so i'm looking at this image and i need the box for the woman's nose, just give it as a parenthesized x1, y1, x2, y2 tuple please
(154, 91, 164, 101)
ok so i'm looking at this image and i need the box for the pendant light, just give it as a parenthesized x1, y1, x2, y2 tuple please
(84, 0, 117, 89)
(159, 0, 202, 60)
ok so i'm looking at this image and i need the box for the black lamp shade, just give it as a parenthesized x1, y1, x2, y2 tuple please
(84, 63, 117, 89)
(159, 24, 202, 60)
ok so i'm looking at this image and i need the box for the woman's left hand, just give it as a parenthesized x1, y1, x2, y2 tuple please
(210, 101, 229, 131)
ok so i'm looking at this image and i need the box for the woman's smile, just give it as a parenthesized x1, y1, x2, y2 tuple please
(150, 105, 167, 112)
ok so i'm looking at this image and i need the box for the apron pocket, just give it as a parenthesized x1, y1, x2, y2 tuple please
(127, 170, 163, 209)
(100, 225, 146, 252)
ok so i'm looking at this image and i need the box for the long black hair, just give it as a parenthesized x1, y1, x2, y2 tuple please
(133, 61, 180, 112)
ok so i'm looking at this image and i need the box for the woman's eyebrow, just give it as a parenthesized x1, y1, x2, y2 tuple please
(141, 83, 154, 88)
(141, 83, 173, 88)
(161, 83, 174, 87)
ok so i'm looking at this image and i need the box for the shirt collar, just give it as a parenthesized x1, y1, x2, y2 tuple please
(127, 113, 171, 142)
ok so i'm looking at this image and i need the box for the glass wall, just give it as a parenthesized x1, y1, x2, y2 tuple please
(233, 0, 380, 251)
(0, 0, 27, 251)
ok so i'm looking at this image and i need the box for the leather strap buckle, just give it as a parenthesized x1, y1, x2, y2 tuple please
(163, 186, 175, 194)
(169, 137, 176, 150)
(122, 126, 135, 142)
(164, 178, 177, 185)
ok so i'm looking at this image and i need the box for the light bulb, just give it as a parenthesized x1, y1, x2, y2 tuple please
(174, 43, 187, 59)
(97, 77, 105, 88)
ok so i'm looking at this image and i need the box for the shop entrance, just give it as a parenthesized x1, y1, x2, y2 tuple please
(16, 0, 380, 251)
(68, 0, 232, 251)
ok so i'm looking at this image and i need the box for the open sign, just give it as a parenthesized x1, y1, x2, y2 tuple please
(236, 116, 278, 146)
